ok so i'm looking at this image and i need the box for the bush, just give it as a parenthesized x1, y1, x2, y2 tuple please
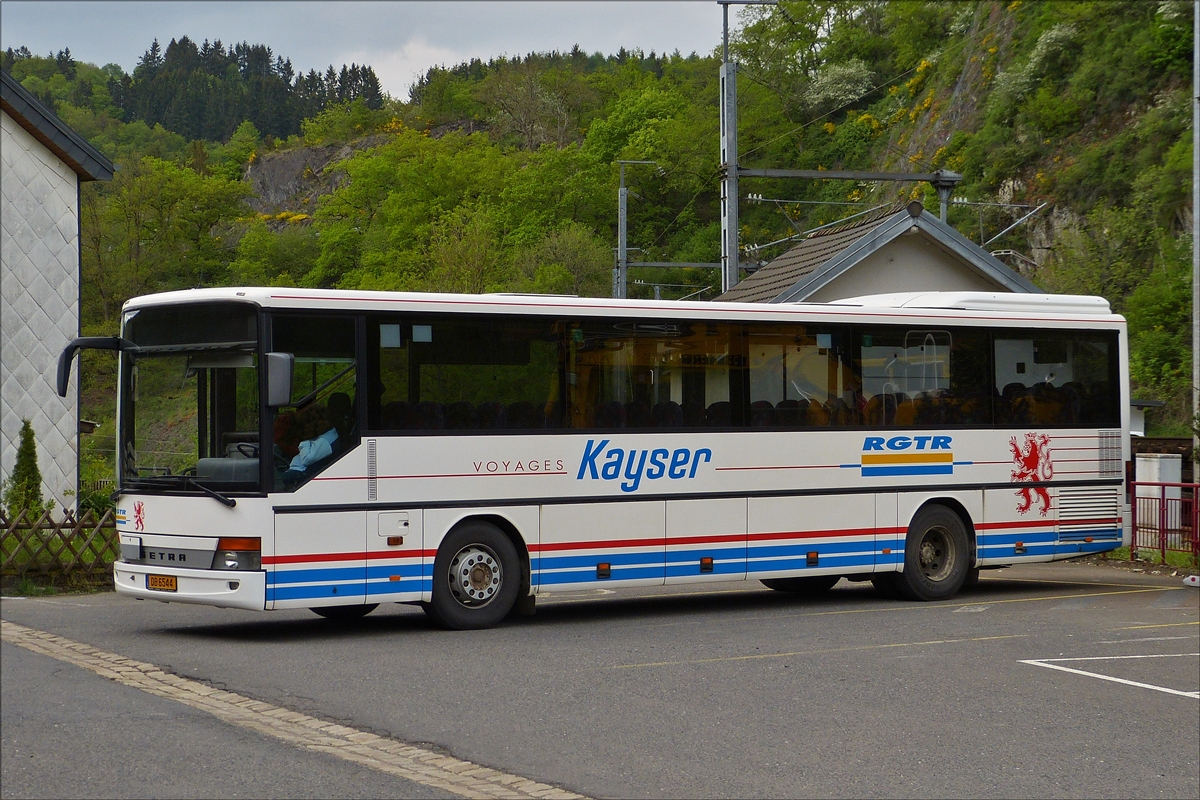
(2, 419, 53, 519)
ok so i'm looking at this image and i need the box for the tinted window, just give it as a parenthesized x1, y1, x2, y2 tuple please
(567, 319, 745, 429)
(994, 330, 1119, 426)
(747, 323, 855, 427)
(368, 315, 562, 431)
(856, 327, 992, 427)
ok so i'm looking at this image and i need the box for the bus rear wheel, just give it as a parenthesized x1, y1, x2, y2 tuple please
(761, 575, 839, 594)
(311, 603, 378, 621)
(895, 505, 969, 601)
(426, 522, 520, 630)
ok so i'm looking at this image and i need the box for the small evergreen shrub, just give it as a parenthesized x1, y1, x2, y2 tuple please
(2, 419, 54, 519)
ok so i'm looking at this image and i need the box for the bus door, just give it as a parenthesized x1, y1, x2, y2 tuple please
(665, 498, 747, 584)
(270, 510, 367, 610)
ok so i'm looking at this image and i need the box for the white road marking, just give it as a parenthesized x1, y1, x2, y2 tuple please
(1, 620, 586, 800)
(1096, 635, 1199, 644)
(1020, 653, 1200, 699)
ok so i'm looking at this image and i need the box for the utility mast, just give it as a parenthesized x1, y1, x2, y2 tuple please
(719, 1, 773, 294)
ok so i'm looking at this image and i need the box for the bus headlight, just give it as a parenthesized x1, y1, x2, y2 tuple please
(215, 537, 261, 570)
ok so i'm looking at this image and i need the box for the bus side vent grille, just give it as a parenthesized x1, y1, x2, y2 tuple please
(1098, 429, 1121, 478)
(1058, 486, 1119, 540)
(367, 439, 377, 501)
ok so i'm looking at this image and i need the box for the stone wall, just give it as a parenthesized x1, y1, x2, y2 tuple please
(1, 110, 79, 509)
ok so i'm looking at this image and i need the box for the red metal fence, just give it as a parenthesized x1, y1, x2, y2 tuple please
(1130, 482, 1199, 565)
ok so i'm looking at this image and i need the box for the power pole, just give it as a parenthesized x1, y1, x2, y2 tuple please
(719, 1, 775, 294)
(719, 2, 739, 293)
(615, 160, 656, 299)
(1193, 0, 1198, 456)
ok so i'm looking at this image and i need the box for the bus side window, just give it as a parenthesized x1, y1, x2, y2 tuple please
(994, 331, 1118, 427)
(369, 315, 561, 432)
(567, 320, 743, 430)
(857, 327, 991, 427)
(747, 323, 853, 429)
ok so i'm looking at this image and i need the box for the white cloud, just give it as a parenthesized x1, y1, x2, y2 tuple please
(1, 1, 719, 100)
(342, 38, 467, 100)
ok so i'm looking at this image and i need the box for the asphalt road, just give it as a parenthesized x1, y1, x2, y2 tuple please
(2, 562, 1197, 799)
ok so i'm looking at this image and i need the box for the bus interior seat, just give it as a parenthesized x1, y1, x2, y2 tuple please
(624, 401, 653, 428)
(595, 401, 626, 428)
(750, 400, 775, 427)
(705, 401, 731, 427)
(652, 400, 683, 428)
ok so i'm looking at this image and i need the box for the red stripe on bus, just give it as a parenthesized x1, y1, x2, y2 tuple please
(715, 464, 842, 472)
(264, 549, 434, 565)
(312, 471, 569, 482)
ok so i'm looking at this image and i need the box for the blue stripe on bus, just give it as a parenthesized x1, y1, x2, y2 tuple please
(978, 532, 1055, 546)
(365, 563, 428, 580)
(665, 562, 746, 578)
(268, 567, 365, 585)
(538, 565, 665, 585)
(747, 540, 874, 560)
(366, 579, 432, 595)
(537, 551, 667, 571)
(861, 464, 954, 477)
(748, 553, 876, 573)
(978, 544, 1055, 557)
(267, 583, 366, 602)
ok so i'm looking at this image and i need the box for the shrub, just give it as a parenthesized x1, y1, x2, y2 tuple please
(2, 419, 54, 519)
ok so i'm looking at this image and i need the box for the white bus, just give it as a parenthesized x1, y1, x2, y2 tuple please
(59, 288, 1130, 629)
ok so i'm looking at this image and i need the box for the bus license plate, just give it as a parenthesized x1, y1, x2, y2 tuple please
(147, 574, 177, 592)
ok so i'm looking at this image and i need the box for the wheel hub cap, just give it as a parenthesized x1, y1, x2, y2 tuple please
(918, 527, 954, 582)
(449, 545, 502, 607)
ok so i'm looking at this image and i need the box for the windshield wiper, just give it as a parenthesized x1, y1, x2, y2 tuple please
(124, 475, 237, 507)
(183, 476, 236, 507)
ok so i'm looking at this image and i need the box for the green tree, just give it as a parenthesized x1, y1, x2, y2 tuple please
(2, 420, 52, 520)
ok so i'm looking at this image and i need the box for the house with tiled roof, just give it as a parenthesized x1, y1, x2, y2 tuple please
(2, 70, 113, 510)
(717, 201, 1038, 304)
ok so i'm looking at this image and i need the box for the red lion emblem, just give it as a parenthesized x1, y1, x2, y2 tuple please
(133, 501, 145, 532)
(1010, 433, 1052, 516)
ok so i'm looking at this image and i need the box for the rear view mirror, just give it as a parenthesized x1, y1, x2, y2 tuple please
(266, 352, 294, 407)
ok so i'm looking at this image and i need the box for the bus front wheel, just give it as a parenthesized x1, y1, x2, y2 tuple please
(895, 505, 969, 601)
(426, 522, 520, 630)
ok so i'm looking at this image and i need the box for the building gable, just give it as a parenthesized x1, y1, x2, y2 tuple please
(717, 201, 1038, 304)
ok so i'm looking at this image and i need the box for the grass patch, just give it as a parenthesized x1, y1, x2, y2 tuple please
(1104, 546, 1198, 569)
(1, 571, 113, 597)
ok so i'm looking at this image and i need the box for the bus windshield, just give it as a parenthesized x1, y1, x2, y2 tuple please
(120, 303, 261, 493)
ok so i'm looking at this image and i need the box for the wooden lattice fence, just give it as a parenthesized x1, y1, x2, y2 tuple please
(1, 509, 118, 579)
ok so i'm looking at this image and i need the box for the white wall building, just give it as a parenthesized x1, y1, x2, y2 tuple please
(2, 70, 113, 511)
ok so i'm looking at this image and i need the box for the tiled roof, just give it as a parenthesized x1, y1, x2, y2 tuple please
(716, 205, 899, 303)
(1, 70, 113, 182)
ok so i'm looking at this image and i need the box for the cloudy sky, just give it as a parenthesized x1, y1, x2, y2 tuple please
(1, 1, 721, 98)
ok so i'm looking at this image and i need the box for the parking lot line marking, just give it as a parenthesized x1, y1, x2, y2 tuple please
(0, 620, 587, 800)
(991, 578, 1187, 589)
(1035, 653, 1199, 662)
(605, 634, 1026, 670)
(1097, 635, 1199, 643)
(1119, 621, 1200, 630)
(793, 588, 1174, 621)
(1020, 655, 1200, 699)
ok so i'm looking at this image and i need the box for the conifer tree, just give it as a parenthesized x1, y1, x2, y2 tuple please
(2, 419, 50, 519)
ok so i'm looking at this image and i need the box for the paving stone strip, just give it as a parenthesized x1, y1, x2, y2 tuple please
(1, 619, 586, 800)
